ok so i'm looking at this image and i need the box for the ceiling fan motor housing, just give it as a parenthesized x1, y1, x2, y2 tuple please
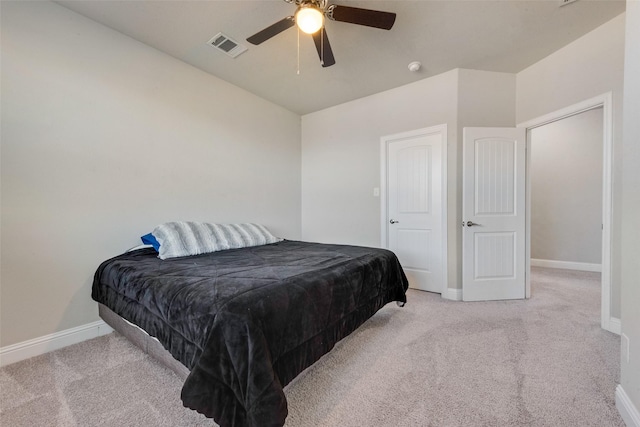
(286, 0, 328, 9)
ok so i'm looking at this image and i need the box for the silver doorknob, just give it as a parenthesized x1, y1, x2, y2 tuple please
(390, 219, 399, 224)
(466, 221, 479, 227)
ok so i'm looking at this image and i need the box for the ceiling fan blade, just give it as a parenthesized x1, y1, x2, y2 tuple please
(312, 28, 336, 67)
(328, 5, 396, 30)
(247, 16, 295, 45)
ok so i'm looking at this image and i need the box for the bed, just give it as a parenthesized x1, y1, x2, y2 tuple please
(93, 237, 408, 427)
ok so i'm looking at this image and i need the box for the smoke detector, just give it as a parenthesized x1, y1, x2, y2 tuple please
(408, 61, 421, 72)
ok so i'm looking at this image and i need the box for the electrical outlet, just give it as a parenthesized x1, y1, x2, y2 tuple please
(622, 333, 630, 363)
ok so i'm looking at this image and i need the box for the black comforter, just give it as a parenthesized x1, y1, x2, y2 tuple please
(92, 240, 408, 427)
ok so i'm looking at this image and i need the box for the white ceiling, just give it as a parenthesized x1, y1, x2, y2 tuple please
(56, 0, 625, 115)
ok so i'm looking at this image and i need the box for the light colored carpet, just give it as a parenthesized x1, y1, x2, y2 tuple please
(0, 267, 624, 426)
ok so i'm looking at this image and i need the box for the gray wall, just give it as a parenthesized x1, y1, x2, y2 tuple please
(301, 70, 459, 252)
(301, 69, 516, 292)
(620, 0, 640, 417)
(516, 13, 625, 319)
(0, 1, 301, 347)
(530, 108, 603, 264)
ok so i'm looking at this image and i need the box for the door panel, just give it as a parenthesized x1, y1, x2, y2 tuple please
(397, 146, 430, 213)
(475, 139, 516, 215)
(463, 127, 526, 301)
(396, 229, 431, 271)
(475, 232, 515, 279)
(386, 128, 444, 293)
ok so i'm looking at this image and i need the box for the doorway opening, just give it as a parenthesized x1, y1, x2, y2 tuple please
(519, 93, 617, 335)
(529, 108, 603, 272)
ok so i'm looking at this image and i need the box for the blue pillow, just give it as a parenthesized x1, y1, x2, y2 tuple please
(141, 233, 161, 251)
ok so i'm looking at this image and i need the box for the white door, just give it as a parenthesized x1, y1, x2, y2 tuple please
(384, 126, 445, 293)
(462, 127, 526, 301)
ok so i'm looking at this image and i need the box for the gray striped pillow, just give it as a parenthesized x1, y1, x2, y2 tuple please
(153, 222, 282, 260)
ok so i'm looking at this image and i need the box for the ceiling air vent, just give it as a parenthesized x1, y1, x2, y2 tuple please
(207, 33, 247, 58)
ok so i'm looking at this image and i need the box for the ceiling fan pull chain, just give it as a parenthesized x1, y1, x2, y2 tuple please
(320, 27, 324, 66)
(297, 26, 300, 75)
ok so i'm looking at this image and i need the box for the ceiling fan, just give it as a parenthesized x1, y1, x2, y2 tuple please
(246, 0, 396, 68)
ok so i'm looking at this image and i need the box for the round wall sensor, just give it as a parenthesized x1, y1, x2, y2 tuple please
(408, 61, 421, 72)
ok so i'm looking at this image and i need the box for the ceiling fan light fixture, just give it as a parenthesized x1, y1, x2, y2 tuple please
(296, 5, 324, 34)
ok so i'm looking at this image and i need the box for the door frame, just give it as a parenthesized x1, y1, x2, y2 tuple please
(517, 92, 618, 335)
(380, 124, 448, 297)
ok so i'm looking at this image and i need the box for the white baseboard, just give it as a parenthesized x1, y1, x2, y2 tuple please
(616, 385, 640, 427)
(444, 288, 463, 301)
(0, 320, 114, 367)
(531, 258, 602, 272)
